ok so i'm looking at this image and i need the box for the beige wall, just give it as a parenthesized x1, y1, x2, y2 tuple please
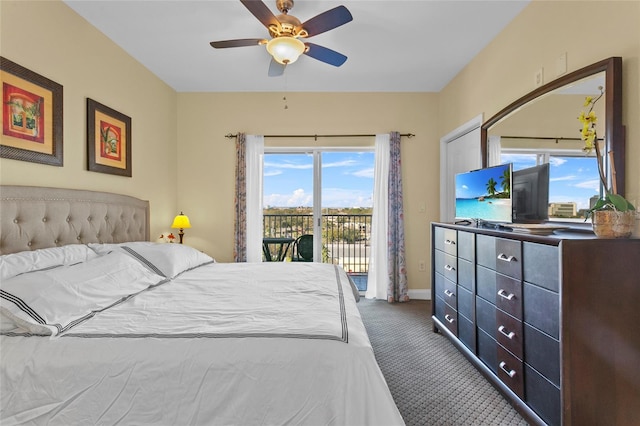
(177, 92, 439, 294)
(439, 0, 640, 210)
(0, 0, 178, 238)
(2, 0, 639, 295)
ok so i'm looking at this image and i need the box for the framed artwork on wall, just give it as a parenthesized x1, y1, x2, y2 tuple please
(0, 57, 64, 166)
(87, 98, 132, 177)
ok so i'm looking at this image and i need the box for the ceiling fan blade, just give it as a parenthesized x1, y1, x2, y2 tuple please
(240, 0, 281, 31)
(299, 5, 353, 38)
(268, 58, 286, 77)
(210, 38, 266, 49)
(304, 43, 347, 67)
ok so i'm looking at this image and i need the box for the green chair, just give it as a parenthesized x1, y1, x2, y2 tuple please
(291, 234, 313, 262)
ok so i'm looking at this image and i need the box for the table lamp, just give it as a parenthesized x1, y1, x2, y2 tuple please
(171, 212, 191, 244)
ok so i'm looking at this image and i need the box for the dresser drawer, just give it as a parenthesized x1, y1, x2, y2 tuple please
(525, 364, 561, 426)
(476, 234, 496, 270)
(523, 242, 559, 292)
(457, 231, 475, 262)
(476, 296, 496, 336)
(443, 304, 458, 336)
(495, 273, 522, 319)
(497, 345, 524, 399)
(495, 238, 522, 280)
(458, 258, 474, 292)
(434, 294, 446, 326)
(458, 314, 475, 352)
(477, 328, 497, 374)
(524, 323, 560, 387)
(476, 265, 496, 302)
(434, 227, 457, 256)
(523, 282, 559, 339)
(457, 285, 473, 320)
(434, 273, 457, 309)
(434, 250, 458, 283)
(496, 309, 523, 360)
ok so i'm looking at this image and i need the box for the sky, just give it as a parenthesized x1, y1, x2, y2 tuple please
(502, 153, 600, 210)
(263, 152, 374, 208)
(455, 163, 511, 199)
(264, 151, 600, 211)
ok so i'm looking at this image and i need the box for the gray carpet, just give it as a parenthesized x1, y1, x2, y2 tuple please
(357, 298, 529, 426)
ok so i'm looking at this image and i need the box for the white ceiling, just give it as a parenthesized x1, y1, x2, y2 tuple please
(64, 0, 530, 93)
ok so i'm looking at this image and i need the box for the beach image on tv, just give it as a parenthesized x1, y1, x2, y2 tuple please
(455, 164, 512, 222)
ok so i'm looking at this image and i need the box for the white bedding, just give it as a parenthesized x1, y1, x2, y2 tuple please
(1, 260, 403, 425)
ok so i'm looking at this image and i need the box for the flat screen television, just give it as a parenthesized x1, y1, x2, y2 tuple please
(512, 163, 550, 223)
(455, 163, 512, 223)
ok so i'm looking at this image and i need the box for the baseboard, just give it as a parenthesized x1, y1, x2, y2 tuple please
(408, 289, 431, 300)
(358, 289, 431, 300)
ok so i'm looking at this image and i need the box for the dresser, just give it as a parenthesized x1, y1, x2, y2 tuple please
(431, 222, 640, 426)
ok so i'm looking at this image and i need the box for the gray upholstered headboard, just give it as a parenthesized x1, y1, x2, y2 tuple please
(0, 186, 150, 255)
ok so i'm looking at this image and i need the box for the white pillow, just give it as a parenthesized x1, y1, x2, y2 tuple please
(89, 242, 214, 279)
(0, 251, 166, 336)
(0, 245, 98, 281)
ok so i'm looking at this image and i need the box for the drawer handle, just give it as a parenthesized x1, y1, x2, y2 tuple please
(444, 264, 455, 272)
(444, 314, 455, 324)
(497, 289, 515, 301)
(444, 289, 455, 298)
(499, 361, 517, 378)
(497, 253, 516, 263)
(498, 325, 516, 340)
(445, 239, 456, 246)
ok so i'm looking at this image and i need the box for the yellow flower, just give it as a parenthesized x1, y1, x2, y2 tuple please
(583, 96, 593, 106)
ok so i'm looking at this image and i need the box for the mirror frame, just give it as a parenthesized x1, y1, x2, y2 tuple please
(481, 57, 625, 201)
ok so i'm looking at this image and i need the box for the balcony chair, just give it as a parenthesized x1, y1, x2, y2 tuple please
(291, 234, 313, 262)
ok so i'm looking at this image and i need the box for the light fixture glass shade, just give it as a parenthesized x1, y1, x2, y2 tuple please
(171, 213, 191, 229)
(266, 37, 305, 65)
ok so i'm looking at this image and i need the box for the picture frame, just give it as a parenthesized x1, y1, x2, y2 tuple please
(87, 98, 132, 177)
(1, 57, 63, 166)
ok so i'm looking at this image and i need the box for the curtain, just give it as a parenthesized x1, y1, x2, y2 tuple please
(387, 131, 408, 302)
(366, 132, 409, 303)
(488, 135, 502, 166)
(233, 133, 264, 262)
(233, 133, 247, 262)
(366, 134, 390, 300)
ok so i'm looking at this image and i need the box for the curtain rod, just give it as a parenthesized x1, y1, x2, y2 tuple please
(224, 133, 415, 140)
(501, 135, 601, 142)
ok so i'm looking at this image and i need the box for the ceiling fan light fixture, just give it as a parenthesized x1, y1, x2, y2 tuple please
(266, 37, 305, 65)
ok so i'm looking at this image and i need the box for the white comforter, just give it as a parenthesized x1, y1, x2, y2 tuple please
(1, 262, 404, 426)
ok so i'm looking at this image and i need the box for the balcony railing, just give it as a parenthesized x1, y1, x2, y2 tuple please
(263, 214, 372, 286)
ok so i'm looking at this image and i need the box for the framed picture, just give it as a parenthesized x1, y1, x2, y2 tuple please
(1, 57, 63, 166)
(87, 98, 132, 177)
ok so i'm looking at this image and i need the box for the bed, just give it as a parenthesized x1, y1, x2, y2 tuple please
(0, 186, 404, 425)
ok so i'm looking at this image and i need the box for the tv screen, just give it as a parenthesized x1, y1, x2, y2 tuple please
(455, 163, 512, 223)
(512, 163, 550, 223)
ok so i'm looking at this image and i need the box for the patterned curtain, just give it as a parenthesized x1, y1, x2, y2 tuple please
(387, 131, 409, 302)
(233, 133, 247, 262)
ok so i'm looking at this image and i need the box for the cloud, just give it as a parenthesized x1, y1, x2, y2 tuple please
(550, 175, 577, 182)
(263, 161, 312, 170)
(549, 157, 567, 167)
(574, 179, 600, 191)
(323, 160, 357, 168)
(264, 170, 283, 177)
(264, 188, 313, 207)
(352, 168, 374, 178)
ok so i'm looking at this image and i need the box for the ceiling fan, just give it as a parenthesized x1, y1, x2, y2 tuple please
(210, 0, 353, 77)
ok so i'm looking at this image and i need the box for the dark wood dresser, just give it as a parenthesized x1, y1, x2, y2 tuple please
(431, 222, 640, 426)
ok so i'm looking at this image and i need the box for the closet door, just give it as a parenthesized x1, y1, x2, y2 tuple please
(440, 116, 482, 222)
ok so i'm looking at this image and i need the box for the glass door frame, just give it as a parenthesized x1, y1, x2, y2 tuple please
(264, 146, 374, 262)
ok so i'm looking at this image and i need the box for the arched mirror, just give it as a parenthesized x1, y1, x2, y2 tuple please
(481, 57, 624, 224)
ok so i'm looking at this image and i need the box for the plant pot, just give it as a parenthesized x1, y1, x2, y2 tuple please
(591, 210, 634, 238)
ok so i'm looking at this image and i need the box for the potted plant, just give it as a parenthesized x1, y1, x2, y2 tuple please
(579, 87, 635, 237)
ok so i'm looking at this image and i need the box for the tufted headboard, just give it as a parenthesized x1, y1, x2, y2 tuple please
(0, 186, 150, 255)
